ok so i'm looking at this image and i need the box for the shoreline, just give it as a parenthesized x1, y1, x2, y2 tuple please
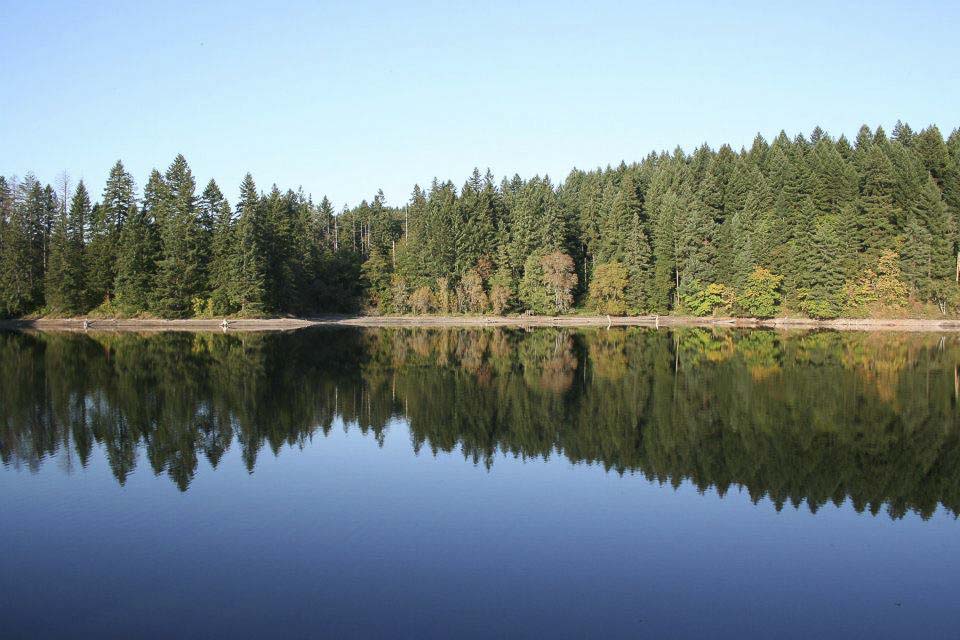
(4, 314, 960, 333)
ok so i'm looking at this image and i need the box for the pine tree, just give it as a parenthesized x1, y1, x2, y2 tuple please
(421, 180, 458, 282)
(0, 177, 41, 315)
(44, 204, 71, 312)
(798, 214, 848, 318)
(595, 179, 629, 264)
(7, 176, 48, 311)
(455, 168, 497, 276)
(154, 155, 204, 317)
(202, 180, 234, 314)
(115, 202, 159, 312)
(892, 120, 915, 146)
(593, 174, 651, 310)
(649, 168, 682, 311)
(43, 183, 89, 313)
(811, 138, 858, 216)
(676, 197, 717, 290)
(40, 185, 59, 276)
(263, 185, 296, 311)
(232, 174, 268, 315)
(361, 245, 393, 310)
(11, 120, 960, 321)
(856, 146, 898, 260)
(625, 208, 653, 311)
(84, 162, 136, 307)
(901, 176, 953, 303)
(102, 161, 136, 231)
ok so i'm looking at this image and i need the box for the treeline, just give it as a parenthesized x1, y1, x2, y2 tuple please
(0, 158, 361, 318)
(2, 121, 959, 319)
(3, 327, 959, 519)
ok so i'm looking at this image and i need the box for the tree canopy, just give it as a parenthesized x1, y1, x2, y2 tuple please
(2, 121, 959, 319)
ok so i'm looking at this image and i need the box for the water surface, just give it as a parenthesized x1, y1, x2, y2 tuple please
(1, 327, 958, 638)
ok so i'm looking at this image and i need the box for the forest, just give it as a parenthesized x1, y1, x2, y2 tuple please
(1, 121, 958, 319)
(2, 326, 959, 519)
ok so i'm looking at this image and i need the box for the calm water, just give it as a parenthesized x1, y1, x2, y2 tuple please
(1, 327, 959, 639)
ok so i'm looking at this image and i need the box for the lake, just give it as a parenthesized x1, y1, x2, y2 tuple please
(1, 327, 958, 639)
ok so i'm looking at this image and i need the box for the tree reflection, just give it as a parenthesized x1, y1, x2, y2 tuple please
(1, 327, 959, 519)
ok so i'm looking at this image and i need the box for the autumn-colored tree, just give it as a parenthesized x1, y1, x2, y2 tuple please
(588, 262, 629, 315)
(459, 269, 488, 313)
(408, 286, 435, 314)
(540, 251, 577, 313)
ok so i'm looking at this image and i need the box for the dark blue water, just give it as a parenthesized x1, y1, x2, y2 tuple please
(1, 327, 958, 638)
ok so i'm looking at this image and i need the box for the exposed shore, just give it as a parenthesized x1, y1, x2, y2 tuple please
(5, 314, 960, 333)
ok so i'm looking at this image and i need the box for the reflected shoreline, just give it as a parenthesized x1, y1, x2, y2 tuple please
(2, 326, 960, 520)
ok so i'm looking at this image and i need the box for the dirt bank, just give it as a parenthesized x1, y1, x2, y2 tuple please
(0, 317, 316, 332)
(5, 314, 960, 333)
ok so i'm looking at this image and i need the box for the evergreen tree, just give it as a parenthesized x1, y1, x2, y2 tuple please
(798, 214, 848, 318)
(856, 146, 898, 260)
(901, 176, 953, 303)
(202, 180, 235, 314)
(232, 174, 268, 315)
(102, 160, 136, 231)
(115, 203, 159, 311)
(43, 182, 89, 313)
(44, 202, 72, 312)
(0, 177, 40, 315)
(455, 168, 497, 276)
(9, 120, 960, 320)
(154, 155, 204, 317)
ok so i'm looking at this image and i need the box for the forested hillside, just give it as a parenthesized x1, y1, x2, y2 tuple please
(2, 122, 958, 319)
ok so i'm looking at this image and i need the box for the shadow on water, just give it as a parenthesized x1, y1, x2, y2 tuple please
(2, 326, 959, 519)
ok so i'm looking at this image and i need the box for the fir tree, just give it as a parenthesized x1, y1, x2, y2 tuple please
(202, 180, 234, 313)
(455, 168, 497, 276)
(856, 146, 898, 260)
(43, 182, 90, 314)
(115, 203, 159, 311)
(901, 176, 953, 303)
(154, 155, 204, 317)
(232, 174, 268, 315)
(9, 120, 960, 320)
(102, 160, 136, 230)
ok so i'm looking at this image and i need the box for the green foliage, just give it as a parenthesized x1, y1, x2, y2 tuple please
(518, 252, 552, 314)
(798, 294, 842, 320)
(44, 182, 88, 314)
(680, 280, 733, 316)
(488, 267, 514, 315)
(115, 204, 159, 312)
(361, 246, 393, 311)
(5, 122, 960, 320)
(737, 267, 783, 318)
(232, 174, 269, 316)
(519, 251, 577, 314)
(154, 155, 205, 318)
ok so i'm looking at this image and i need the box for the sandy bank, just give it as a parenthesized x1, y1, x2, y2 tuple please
(5, 314, 960, 333)
(0, 317, 316, 332)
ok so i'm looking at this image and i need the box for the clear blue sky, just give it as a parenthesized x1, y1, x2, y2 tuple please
(2, 0, 958, 209)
